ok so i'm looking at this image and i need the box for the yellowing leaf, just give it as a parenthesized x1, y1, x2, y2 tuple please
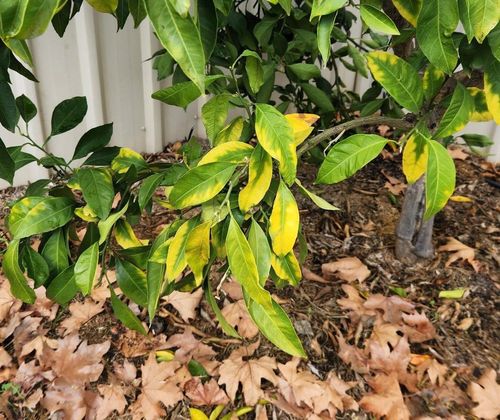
(271, 251, 302, 285)
(449, 195, 472, 202)
(402, 131, 429, 184)
(214, 117, 245, 146)
(484, 61, 500, 124)
(434, 83, 473, 138)
(438, 288, 467, 299)
(198, 141, 253, 165)
(423, 64, 445, 101)
(111, 147, 147, 174)
(255, 104, 297, 184)
(185, 221, 211, 285)
(115, 219, 147, 249)
(391, 0, 422, 26)
(468, 87, 493, 122)
(269, 181, 299, 257)
(239, 145, 273, 213)
(75, 206, 99, 223)
(284, 113, 319, 145)
(166, 218, 199, 281)
(190, 407, 209, 420)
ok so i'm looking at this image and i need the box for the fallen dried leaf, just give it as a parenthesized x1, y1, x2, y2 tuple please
(162, 288, 203, 322)
(221, 300, 258, 339)
(185, 377, 229, 406)
(438, 237, 480, 272)
(322, 257, 370, 283)
(58, 299, 105, 336)
(467, 369, 500, 419)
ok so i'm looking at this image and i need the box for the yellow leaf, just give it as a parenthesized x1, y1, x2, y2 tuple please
(450, 195, 472, 203)
(214, 116, 245, 145)
(391, 0, 422, 26)
(166, 219, 198, 281)
(402, 131, 428, 184)
(156, 350, 175, 362)
(111, 147, 147, 174)
(185, 221, 211, 285)
(74, 205, 98, 222)
(198, 141, 253, 165)
(285, 113, 320, 145)
(239, 145, 273, 213)
(189, 408, 209, 420)
(271, 251, 302, 285)
(484, 65, 500, 124)
(468, 87, 493, 122)
(269, 181, 299, 257)
(114, 219, 148, 249)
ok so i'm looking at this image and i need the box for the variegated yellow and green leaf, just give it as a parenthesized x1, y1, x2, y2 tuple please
(423, 64, 446, 101)
(169, 162, 237, 209)
(198, 141, 253, 166)
(269, 181, 299, 257)
(468, 87, 493, 122)
(255, 104, 297, 185)
(185, 221, 211, 285)
(366, 51, 423, 113)
(75, 205, 99, 223)
(201, 94, 231, 143)
(239, 145, 273, 213)
(425, 139, 456, 219)
(97, 202, 129, 245)
(214, 116, 245, 146)
(271, 251, 301, 286)
(484, 60, 500, 124)
(391, 0, 422, 26)
(434, 83, 473, 138)
(316, 134, 389, 184)
(458, 0, 500, 43)
(247, 219, 271, 286)
(402, 129, 429, 184)
(416, 0, 459, 74)
(226, 216, 273, 311)
(285, 113, 320, 145)
(115, 219, 148, 249)
(166, 218, 199, 281)
(111, 147, 148, 174)
(211, 219, 228, 258)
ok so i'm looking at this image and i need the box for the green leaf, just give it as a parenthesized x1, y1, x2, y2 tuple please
(243, 291, 305, 357)
(3, 240, 36, 304)
(487, 23, 500, 61)
(8, 196, 73, 239)
(145, 0, 205, 92)
(41, 228, 69, 277)
(97, 202, 129, 244)
(50, 96, 87, 136)
(110, 286, 147, 334)
(248, 219, 271, 286)
(169, 0, 190, 16)
(213, 0, 233, 15)
(1, 0, 59, 39)
(196, 0, 217, 61)
(360, 5, 400, 35)
(310, 0, 346, 20)
(201, 94, 231, 143)
(434, 83, 473, 138)
(484, 59, 500, 124)
(245, 55, 264, 94)
(46, 265, 78, 305)
(83, 146, 120, 166)
(295, 179, 339, 210)
(0, 138, 15, 184)
(128, 0, 147, 27)
(425, 139, 456, 219)
(347, 42, 368, 78)
(86, 0, 118, 13)
(73, 123, 113, 160)
(255, 104, 296, 185)
(115, 258, 148, 307)
(139, 173, 164, 211)
(317, 134, 389, 184)
(204, 284, 240, 338)
(286, 63, 321, 80)
(74, 241, 99, 295)
(78, 168, 114, 220)
(254, 16, 278, 46)
(458, 0, 500, 43)
(7, 146, 36, 171)
(169, 162, 236, 209)
(317, 14, 335, 63)
(226, 215, 273, 311)
(366, 51, 423, 113)
(152, 75, 223, 108)
(15, 94, 37, 123)
(0, 81, 19, 132)
(23, 246, 49, 287)
(460, 133, 493, 148)
(416, 0, 459, 74)
(300, 83, 334, 112)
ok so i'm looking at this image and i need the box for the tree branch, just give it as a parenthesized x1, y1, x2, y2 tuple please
(297, 116, 414, 157)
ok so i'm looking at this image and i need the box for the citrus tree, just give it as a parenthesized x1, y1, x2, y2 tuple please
(0, 0, 498, 356)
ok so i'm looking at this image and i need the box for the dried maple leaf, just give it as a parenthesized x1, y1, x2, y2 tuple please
(336, 284, 377, 323)
(218, 349, 278, 405)
(322, 257, 370, 283)
(371, 320, 402, 347)
(0, 348, 11, 368)
(221, 279, 244, 300)
(185, 377, 229, 406)
(364, 294, 415, 324)
(221, 299, 258, 339)
(336, 332, 369, 374)
(114, 359, 137, 384)
(130, 353, 183, 420)
(467, 369, 500, 419)
(118, 329, 167, 358)
(29, 287, 58, 320)
(13, 316, 43, 358)
(42, 385, 100, 420)
(413, 356, 448, 386)
(360, 373, 410, 420)
(0, 276, 22, 322)
(95, 383, 127, 420)
(401, 312, 436, 343)
(448, 146, 469, 160)
(58, 299, 105, 336)
(39, 334, 110, 386)
(438, 237, 480, 272)
(162, 288, 203, 322)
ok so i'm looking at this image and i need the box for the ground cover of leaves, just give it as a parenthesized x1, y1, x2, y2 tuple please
(0, 144, 498, 419)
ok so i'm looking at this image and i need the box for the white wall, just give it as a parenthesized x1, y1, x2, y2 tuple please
(1, 4, 498, 188)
